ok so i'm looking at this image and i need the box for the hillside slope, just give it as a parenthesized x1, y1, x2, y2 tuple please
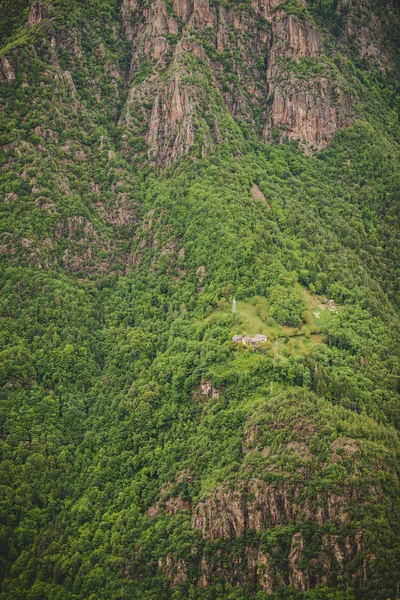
(1, 1, 400, 599)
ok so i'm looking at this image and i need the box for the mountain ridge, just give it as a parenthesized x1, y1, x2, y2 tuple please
(1, 1, 400, 599)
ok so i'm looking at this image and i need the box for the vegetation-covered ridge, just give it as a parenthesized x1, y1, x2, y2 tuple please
(0, 0, 400, 599)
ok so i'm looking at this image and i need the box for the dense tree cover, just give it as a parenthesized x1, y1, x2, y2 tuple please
(1, 0, 400, 598)
(1, 133, 400, 597)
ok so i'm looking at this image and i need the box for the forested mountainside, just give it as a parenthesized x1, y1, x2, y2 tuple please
(1, 0, 400, 598)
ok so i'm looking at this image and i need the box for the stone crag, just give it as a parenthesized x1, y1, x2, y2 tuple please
(1, 0, 394, 165)
(150, 416, 391, 594)
(119, 0, 361, 163)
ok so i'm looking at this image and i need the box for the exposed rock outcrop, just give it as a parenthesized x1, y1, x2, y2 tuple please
(289, 532, 308, 591)
(158, 553, 188, 587)
(148, 472, 192, 517)
(151, 412, 390, 594)
(341, 0, 393, 72)
(251, 183, 269, 207)
(28, 2, 47, 26)
(119, 0, 360, 163)
(192, 379, 220, 400)
(264, 12, 352, 149)
(188, 478, 365, 591)
(122, 0, 139, 40)
(0, 56, 15, 82)
(173, 0, 193, 21)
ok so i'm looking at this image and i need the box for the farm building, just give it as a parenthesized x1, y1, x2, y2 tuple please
(232, 334, 267, 346)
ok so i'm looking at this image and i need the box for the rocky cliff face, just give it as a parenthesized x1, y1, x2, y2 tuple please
(0, 0, 397, 270)
(1, 0, 395, 168)
(190, 477, 364, 592)
(148, 400, 395, 595)
(119, 0, 361, 162)
(263, 9, 353, 148)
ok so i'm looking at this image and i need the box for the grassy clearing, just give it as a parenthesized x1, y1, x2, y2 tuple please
(204, 286, 338, 359)
(302, 288, 335, 328)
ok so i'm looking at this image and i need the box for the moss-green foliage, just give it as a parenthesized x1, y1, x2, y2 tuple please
(269, 285, 307, 328)
(1, 133, 400, 597)
(1, 125, 400, 597)
(271, 0, 314, 21)
(0, 0, 31, 42)
(0, 1, 400, 599)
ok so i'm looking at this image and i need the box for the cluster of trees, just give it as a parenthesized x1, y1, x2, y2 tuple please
(0, 0, 400, 598)
(269, 285, 307, 328)
(1, 126, 400, 596)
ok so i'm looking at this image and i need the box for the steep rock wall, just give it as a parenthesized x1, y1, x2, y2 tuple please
(120, 0, 356, 163)
(150, 407, 396, 595)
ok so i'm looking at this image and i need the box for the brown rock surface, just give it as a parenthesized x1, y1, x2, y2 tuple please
(289, 532, 308, 591)
(119, 0, 357, 163)
(186, 465, 370, 592)
(1, 57, 15, 82)
(28, 2, 47, 26)
(158, 553, 188, 586)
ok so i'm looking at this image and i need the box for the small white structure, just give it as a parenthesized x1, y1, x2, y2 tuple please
(232, 296, 237, 314)
(253, 334, 267, 343)
(232, 334, 267, 346)
(326, 299, 337, 313)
